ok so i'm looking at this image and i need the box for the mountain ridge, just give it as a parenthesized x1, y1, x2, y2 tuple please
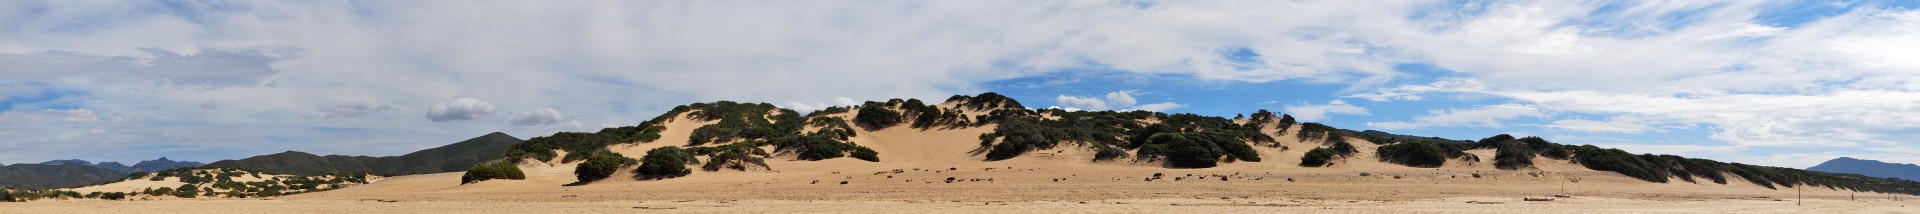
(1809, 157, 1920, 182)
(206, 132, 524, 176)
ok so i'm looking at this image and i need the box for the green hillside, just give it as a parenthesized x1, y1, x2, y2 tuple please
(207, 132, 523, 176)
(0, 163, 125, 189)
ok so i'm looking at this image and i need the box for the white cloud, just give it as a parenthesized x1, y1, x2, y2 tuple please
(511, 108, 568, 127)
(1133, 102, 1185, 112)
(311, 97, 396, 119)
(1346, 78, 1487, 102)
(0, 1, 1916, 167)
(1105, 91, 1137, 107)
(0, 48, 294, 88)
(1057, 90, 1183, 112)
(834, 97, 859, 107)
(1498, 90, 1920, 147)
(1282, 100, 1369, 122)
(1368, 104, 1545, 130)
(61, 109, 97, 123)
(1054, 95, 1108, 111)
(1543, 116, 1656, 134)
(426, 98, 495, 122)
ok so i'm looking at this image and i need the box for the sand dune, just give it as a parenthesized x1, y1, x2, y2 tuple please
(15, 107, 1920, 213)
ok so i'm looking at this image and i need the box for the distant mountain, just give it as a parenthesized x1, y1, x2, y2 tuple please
(1808, 157, 1920, 181)
(206, 132, 523, 176)
(128, 157, 204, 173)
(0, 163, 124, 189)
(36, 158, 202, 174)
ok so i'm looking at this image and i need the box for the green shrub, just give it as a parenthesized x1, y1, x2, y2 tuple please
(1376, 141, 1455, 168)
(770, 134, 857, 160)
(1296, 122, 1341, 142)
(634, 146, 696, 180)
(1093, 143, 1128, 161)
(1570, 146, 1667, 182)
(1519, 136, 1571, 159)
(854, 103, 903, 130)
(1491, 140, 1534, 170)
(1301, 148, 1334, 167)
(572, 151, 633, 185)
(701, 147, 770, 171)
(460, 161, 526, 184)
(946, 92, 1025, 110)
(851, 146, 880, 162)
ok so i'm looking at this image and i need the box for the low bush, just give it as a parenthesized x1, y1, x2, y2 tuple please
(851, 146, 880, 162)
(573, 151, 634, 185)
(460, 161, 526, 184)
(1301, 148, 1334, 167)
(1133, 132, 1261, 168)
(1492, 141, 1534, 170)
(634, 146, 697, 180)
(1376, 141, 1463, 168)
(701, 146, 770, 171)
(854, 103, 903, 130)
(1570, 146, 1667, 182)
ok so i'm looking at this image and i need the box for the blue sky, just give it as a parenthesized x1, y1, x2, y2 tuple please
(3, 0, 1919, 169)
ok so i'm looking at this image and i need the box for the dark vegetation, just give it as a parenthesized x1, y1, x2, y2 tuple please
(471, 100, 881, 182)
(1, 167, 370, 202)
(1456, 133, 1920, 195)
(1300, 148, 1334, 167)
(571, 151, 634, 185)
(686, 102, 804, 146)
(0, 163, 125, 189)
(1375, 140, 1476, 168)
(1135, 132, 1260, 168)
(975, 105, 1276, 168)
(693, 144, 771, 171)
(207, 132, 524, 176)
(448, 92, 1920, 195)
(854, 103, 903, 130)
(460, 160, 525, 184)
(946, 92, 1025, 110)
(634, 146, 696, 180)
(502, 105, 685, 163)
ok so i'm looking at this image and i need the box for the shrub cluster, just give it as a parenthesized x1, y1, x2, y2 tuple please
(851, 146, 880, 162)
(1, 168, 372, 201)
(1451, 132, 1920, 195)
(1300, 148, 1334, 167)
(854, 102, 904, 130)
(634, 146, 697, 180)
(699, 145, 771, 171)
(1295, 122, 1341, 142)
(462, 161, 526, 184)
(1375, 140, 1473, 168)
(983, 110, 1150, 160)
(1134, 132, 1260, 168)
(572, 151, 634, 185)
(945, 92, 1025, 110)
(977, 109, 1272, 168)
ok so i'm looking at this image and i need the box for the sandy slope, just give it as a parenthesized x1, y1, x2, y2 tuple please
(17, 110, 1920, 213)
